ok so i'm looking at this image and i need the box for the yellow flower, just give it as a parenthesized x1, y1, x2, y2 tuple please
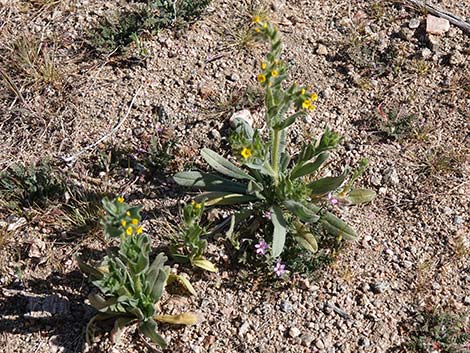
(121, 219, 127, 227)
(310, 93, 318, 101)
(131, 218, 139, 225)
(241, 147, 252, 159)
(262, 22, 268, 29)
(302, 99, 311, 109)
(117, 196, 124, 203)
(254, 27, 260, 33)
(136, 226, 143, 235)
(126, 211, 131, 217)
(271, 70, 279, 77)
(252, 15, 261, 23)
(257, 73, 266, 83)
(309, 104, 317, 111)
(261, 62, 267, 70)
(300, 89, 306, 95)
(126, 227, 133, 236)
(191, 199, 202, 209)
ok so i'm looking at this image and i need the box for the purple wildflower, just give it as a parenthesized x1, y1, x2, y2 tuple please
(263, 211, 272, 220)
(255, 240, 269, 255)
(274, 261, 286, 277)
(327, 192, 338, 206)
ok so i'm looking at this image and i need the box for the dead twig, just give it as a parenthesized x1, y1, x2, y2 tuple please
(58, 85, 142, 165)
(403, 0, 470, 33)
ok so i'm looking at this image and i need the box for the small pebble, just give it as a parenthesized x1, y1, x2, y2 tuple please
(289, 327, 301, 338)
(281, 300, 293, 313)
(409, 18, 420, 29)
(317, 44, 328, 56)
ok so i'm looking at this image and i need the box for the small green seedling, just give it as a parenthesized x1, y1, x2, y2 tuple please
(77, 197, 197, 348)
(170, 200, 217, 272)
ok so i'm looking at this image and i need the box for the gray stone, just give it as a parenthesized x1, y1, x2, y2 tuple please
(370, 175, 382, 187)
(209, 129, 221, 140)
(301, 334, 315, 346)
(453, 215, 464, 225)
(315, 339, 325, 349)
(463, 296, 470, 305)
(323, 87, 333, 98)
(371, 281, 389, 294)
(358, 336, 370, 347)
(409, 18, 420, 29)
(384, 167, 399, 186)
(281, 300, 293, 313)
(25, 294, 70, 318)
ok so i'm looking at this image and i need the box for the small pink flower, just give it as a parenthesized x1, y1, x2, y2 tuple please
(327, 192, 338, 206)
(264, 211, 272, 220)
(274, 261, 286, 277)
(255, 240, 269, 255)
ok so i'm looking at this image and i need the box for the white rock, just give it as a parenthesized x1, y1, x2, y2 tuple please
(229, 109, 253, 128)
(409, 18, 420, 29)
(289, 327, 301, 338)
(421, 48, 432, 59)
(426, 14, 450, 35)
(238, 322, 250, 336)
(317, 44, 328, 56)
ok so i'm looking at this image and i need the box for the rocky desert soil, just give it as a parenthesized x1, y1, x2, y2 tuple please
(0, 0, 469, 352)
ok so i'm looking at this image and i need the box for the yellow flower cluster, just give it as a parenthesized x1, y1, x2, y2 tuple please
(301, 91, 318, 111)
(121, 216, 143, 236)
(257, 60, 281, 86)
(191, 200, 202, 209)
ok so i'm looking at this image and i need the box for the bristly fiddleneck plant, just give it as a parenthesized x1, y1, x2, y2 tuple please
(170, 200, 217, 272)
(77, 197, 197, 348)
(174, 18, 375, 272)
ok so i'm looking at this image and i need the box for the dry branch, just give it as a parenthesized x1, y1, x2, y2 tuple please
(58, 85, 142, 165)
(404, 0, 470, 33)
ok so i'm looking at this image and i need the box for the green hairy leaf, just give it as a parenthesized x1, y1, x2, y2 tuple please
(308, 172, 348, 195)
(271, 206, 287, 258)
(290, 152, 329, 179)
(174, 171, 248, 193)
(283, 200, 320, 223)
(201, 148, 255, 181)
(194, 192, 257, 206)
(140, 320, 167, 348)
(345, 188, 376, 205)
(192, 258, 218, 272)
(295, 232, 318, 253)
(321, 212, 357, 240)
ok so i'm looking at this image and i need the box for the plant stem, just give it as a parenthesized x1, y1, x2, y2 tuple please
(272, 128, 280, 185)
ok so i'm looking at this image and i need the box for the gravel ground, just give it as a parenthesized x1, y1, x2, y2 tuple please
(0, 0, 469, 352)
